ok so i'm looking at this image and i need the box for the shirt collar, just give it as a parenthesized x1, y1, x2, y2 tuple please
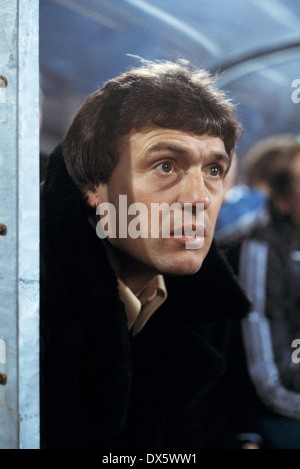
(117, 275, 167, 336)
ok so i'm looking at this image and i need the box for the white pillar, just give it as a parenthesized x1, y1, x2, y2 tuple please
(0, 0, 39, 449)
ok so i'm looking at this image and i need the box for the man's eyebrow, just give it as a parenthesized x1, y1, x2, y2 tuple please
(145, 142, 189, 155)
(145, 142, 231, 170)
(146, 143, 230, 160)
(213, 152, 231, 168)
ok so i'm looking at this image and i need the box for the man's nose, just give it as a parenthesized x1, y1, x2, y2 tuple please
(178, 171, 210, 209)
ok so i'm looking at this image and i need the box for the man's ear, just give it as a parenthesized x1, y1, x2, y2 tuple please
(85, 186, 101, 208)
(85, 183, 108, 208)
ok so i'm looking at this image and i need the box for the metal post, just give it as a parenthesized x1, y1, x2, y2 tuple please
(0, 0, 39, 449)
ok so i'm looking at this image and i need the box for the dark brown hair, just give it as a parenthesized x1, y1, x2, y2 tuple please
(63, 59, 243, 192)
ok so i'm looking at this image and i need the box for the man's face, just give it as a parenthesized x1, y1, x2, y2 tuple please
(93, 127, 229, 278)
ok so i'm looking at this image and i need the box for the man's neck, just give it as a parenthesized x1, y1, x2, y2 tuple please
(102, 239, 157, 296)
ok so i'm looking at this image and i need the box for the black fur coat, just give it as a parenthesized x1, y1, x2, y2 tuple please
(40, 146, 251, 449)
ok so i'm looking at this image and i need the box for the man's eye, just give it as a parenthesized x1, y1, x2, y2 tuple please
(210, 165, 222, 178)
(156, 161, 174, 173)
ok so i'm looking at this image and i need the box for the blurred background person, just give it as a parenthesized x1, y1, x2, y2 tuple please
(219, 135, 300, 449)
(215, 143, 273, 241)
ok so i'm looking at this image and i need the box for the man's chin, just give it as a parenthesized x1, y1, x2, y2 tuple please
(158, 255, 206, 277)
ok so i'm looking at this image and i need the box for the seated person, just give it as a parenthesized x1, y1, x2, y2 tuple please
(40, 59, 257, 449)
(219, 135, 300, 449)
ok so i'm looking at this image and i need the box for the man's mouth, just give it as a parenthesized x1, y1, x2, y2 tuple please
(170, 225, 206, 249)
(171, 224, 206, 238)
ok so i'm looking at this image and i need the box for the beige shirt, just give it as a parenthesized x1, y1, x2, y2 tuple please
(117, 275, 167, 336)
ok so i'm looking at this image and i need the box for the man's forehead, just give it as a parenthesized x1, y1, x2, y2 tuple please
(118, 127, 228, 157)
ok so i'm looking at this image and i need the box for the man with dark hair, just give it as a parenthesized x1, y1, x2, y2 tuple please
(220, 135, 300, 449)
(40, 60, 252, 449)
